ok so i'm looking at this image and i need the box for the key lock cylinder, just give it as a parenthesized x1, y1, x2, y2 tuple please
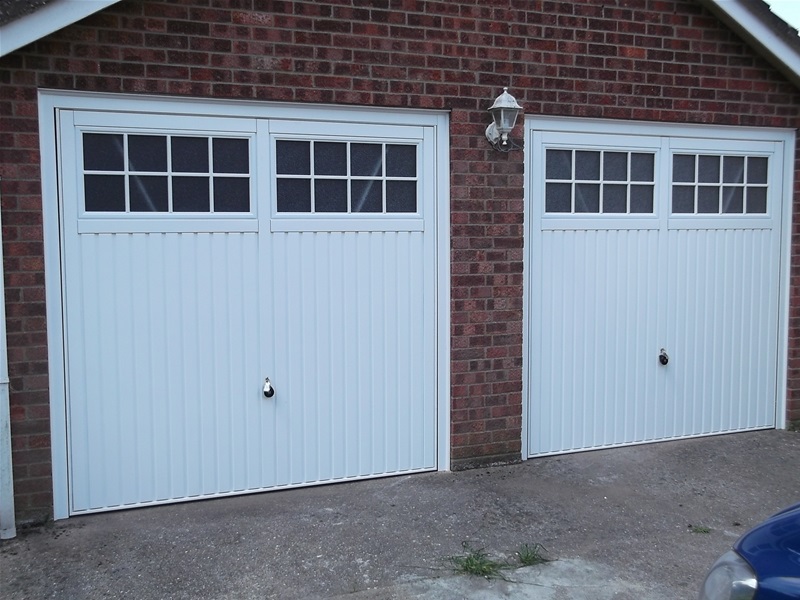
(659, 349, 669, 366)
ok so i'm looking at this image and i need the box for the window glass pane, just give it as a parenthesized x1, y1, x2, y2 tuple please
(386, 180, 417, 212)
(603, 152, 627, 181)
(130, 175, 168, 212)
(630, 153, 654, 182)
(545, 183, 571, 213)
(214, 177, 250, 212)
(575, 151, 600, 180)
(277, 179, 311, 212)
(721, 186, 743, 214)
(129, 135, 167, 172)
(83, 133, 124, 171)
(213, 138, 249, 174)
(386, 145, 416, 177)
(746, 188, 767, 213)
(172, 137, 209, 173)
(546, 149, 571, 180)
(173, 176, 210, 212)
(603, 184, 627, 212)
(630, 185, 654, 213)
(351, 180, 382, 212)
(84, 174, 125, 211)
(574, 183, 599, 213)
(314, 142, 347, 176)
(698, 186, 719, 213)
(276, 140, 310, 175)
(672, 185, 694, 213)
(698, 155, 720, 183)
(747, 157, 768, 184)
(723, 156, 745, 183)
(314, 179, 347, 212)
(673, 154, 695, 183)
(351, 144, 382, 177)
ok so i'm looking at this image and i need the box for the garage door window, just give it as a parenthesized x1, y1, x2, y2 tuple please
(82, 132, 251, 213)
(275, 140, 418, 214)
(672, 154, 768, 214)
(545, 149, 655, 214)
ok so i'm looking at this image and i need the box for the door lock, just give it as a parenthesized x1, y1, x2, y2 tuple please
(659, 349, 669, 366)
(263, 377, 275, 398)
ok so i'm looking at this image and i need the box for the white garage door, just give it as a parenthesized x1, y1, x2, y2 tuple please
(57, 106, 440, 513)
(527, 123, 789, 457)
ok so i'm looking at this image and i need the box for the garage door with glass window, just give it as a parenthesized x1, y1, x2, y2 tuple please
(57, 108, 439, 514)
(527, 125, 787, 457)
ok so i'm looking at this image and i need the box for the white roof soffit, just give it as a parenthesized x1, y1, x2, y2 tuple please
(701, 0, 800, 90)
(0, 0, 122, 57)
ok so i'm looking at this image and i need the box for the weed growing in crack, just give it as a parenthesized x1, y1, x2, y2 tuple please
(516, 543, 551, 566)
(449, 542, 508, 579)
(689, 524, 712, 534)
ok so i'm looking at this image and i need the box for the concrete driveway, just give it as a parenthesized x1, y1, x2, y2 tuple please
(2, 430, 799, 599)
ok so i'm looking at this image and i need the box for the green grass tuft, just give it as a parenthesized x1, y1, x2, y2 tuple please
(516, 543, 550, 566)
(689, 524, 712, 534)
(449, 542, 508, 579)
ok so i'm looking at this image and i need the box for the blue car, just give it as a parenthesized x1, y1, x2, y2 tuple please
(699, 502, 800, 599)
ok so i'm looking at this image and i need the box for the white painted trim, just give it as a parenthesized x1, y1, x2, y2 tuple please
(39, 90, 451, 517)
(700, 0, 800, 90)
(38, 89, 444, 126)
(520, 126, 533, 460)
(270, 218, 424, 232)
(39, 94, 70, 520)
(434, 111, 451, 472)
(775, 132, 796, 429)
(77, 218, 259, 234)
(524, 115, 794, 142)
(0, 190, 17, 539)
(522, 116, 795, 460)
(0, 0, 123, 57)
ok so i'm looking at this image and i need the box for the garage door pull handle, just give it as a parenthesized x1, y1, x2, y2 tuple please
(263, 377, 275, 398)
(659, 349, 669, 366)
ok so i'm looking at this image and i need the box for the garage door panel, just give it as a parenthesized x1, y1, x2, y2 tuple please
(528, 128, 784, 458)
(59, 107, 439, 514)
(48, 102, 446, 516)
(270, 229, 434, 483)
(531, 228, 663, 455)
(66, 231, 263, 512)
(667, 228, 778, 435)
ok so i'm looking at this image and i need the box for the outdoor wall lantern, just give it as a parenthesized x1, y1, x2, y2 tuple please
(485, 87, 523, 152)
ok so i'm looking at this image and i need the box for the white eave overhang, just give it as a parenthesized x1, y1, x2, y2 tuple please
(0, 0, 122, 57)
(700, 0, 800, 90)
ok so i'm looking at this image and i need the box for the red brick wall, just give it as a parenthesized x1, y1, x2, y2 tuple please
(789, 140, 800, 426)
(0, 0, 798, 520)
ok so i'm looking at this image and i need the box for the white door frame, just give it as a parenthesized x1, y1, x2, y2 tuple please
(0, 195, 17, 539)
(522, 116, 795, 459)
(38, 90, 451, 519)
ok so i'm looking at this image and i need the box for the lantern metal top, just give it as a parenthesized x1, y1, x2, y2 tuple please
(487, 87, 523, 114)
